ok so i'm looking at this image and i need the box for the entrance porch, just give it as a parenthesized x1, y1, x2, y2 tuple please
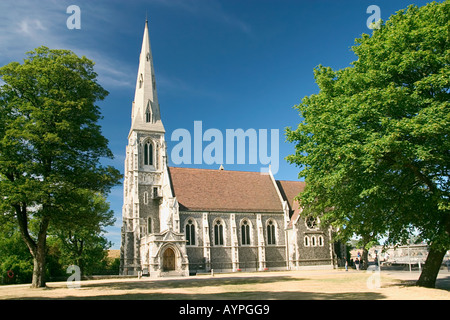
(140, 229, 189, 277)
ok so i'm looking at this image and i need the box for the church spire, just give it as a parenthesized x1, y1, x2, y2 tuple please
(130, 19, 164, 135)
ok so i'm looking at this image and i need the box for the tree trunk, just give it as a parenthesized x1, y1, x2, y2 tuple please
(416, 246, 446, 288)
(360, 236, 370, 270)
(418, 215, 450, 288)
(361, 247, 369, 270)
(31, 243, 47, 288)
(30, 215, 50, 288)
(14, 204, 48, 288)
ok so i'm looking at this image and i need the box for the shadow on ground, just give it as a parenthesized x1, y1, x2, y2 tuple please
(9, 290, 386, 300)
(389, 274, 450, 291)
(5, 272, 449, 300)
(6, 275, 387, 300)
(62, 275, 301, 290)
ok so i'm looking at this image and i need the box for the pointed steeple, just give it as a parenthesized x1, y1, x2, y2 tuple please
(130, 19, 164, 135)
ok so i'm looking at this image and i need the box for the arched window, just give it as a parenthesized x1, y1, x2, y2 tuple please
(241, 219, 251, 245)
(304, 236, 310, 247)
(147, 217, 152, 234)
(185, 219, 195, 246)
(144, 141, 153, 166)
(318, 235, 324, 247)
(311, 235, 317, 247)
(139, 73, 143, 88)
(267, 220, 276, 245)
(145, 105, 151, 123)
(143, 191, 149, 205)
(214, 220, 224, 246)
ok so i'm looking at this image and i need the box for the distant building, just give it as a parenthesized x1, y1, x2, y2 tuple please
(370, 244, 450, 266)
(119, 21, 337, 277)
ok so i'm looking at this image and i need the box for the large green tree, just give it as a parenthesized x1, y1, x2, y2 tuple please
(52, 191, 115, 275)
(0, 46, 121, 288)
(286, 1, 449, 288)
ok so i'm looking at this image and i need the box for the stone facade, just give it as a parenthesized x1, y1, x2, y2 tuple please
(119, 21, 337, 277)
(179, 212, 288, 273)
(287, 216, 334, 269)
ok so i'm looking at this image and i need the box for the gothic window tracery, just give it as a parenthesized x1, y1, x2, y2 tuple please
(241, 219, 251, 245)
(267, 219, 276, 245)
(145, 105, 151, 123)
(214, 219, 224, 246)
(143, 140, 154, 166)
(186, 219, 195, 246)
(305, 216, 318, 230)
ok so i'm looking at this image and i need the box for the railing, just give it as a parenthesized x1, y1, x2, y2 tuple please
(188, 260, 289, 274)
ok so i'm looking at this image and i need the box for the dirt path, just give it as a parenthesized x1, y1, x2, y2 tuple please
(1, 269, 449, 300)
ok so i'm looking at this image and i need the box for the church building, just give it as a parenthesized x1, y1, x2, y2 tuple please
(119, 21, 336, 277)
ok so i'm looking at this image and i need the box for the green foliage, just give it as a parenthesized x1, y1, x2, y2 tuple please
(0, 46, 122, 286)
(0, 46, 120, 212)
(0, 224, 117, 284)
(46, 234, 112, 277)
(286, 2, 449, 250)
(50, 191, 116, 275)
(106, 257, 121, 275)
(0, 221, 33, 284)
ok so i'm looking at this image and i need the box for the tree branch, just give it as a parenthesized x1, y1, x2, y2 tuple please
(404, 163, 436, 193)
(14, 203, 37, 256)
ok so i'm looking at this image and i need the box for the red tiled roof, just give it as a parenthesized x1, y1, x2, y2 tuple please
(276, 180, 306, 227)
(168, 167, 284, 213)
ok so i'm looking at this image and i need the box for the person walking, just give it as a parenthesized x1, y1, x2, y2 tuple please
(355, 258, 360, 271)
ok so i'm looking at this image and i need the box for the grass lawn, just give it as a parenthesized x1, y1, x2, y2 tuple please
(0, 269, 449, 300)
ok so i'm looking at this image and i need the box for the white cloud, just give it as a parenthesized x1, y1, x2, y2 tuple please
(0, 0, 247, 93)
(0, 0, 135, 89)
(18, 19, 47, 34)
(0, 1, 63, 57)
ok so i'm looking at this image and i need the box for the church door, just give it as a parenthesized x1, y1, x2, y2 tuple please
(163, 247, 176, 271)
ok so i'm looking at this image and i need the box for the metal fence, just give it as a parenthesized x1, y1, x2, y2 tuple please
(188, 260, 288, 274)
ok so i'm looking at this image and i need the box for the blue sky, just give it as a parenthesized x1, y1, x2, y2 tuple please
(0, 0, 436, 249)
